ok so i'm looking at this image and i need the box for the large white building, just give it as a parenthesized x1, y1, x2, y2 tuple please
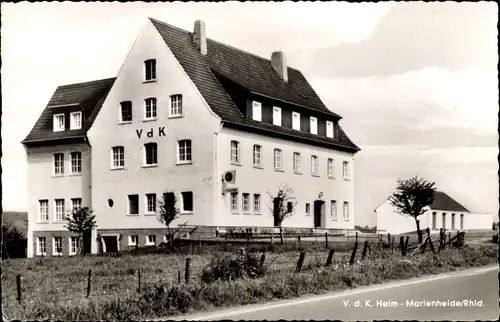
(22, 18, 360, 257)
(376, 191, 494, 234)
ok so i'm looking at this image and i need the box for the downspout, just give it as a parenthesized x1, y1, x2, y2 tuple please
(213, 121, 224, 229)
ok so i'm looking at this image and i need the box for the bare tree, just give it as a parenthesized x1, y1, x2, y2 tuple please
(389, 176, 436, 243)
(157, 190, 180, 244)
(267, 184, 298, 244)
(65, 207, 97, 255)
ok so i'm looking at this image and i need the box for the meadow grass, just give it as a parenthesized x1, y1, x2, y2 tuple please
(2, 243, 496, 320)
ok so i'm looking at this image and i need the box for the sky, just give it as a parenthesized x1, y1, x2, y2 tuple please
(2, 2, 498, 227)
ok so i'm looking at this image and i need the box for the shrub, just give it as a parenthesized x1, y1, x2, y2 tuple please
(200, 250, 265, 284)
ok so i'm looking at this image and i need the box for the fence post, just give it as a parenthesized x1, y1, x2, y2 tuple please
(177, 270, 181, 284)
(137, 269, 141, 293)
(325, 231, 329, 249)
(355, 231, 358, 244)
(296, 252, 306, 272)
(16, 274, 22, 304)
(387, 233, 391, 246)
(260, 254, 266, 268)
(361, 241, 368, 260)
(87, 269, 92, 297)
(350, 241, 359, 265)
(185, 257, 191, 283)
(391, 237, 395, 254)
(421, 237, 428, 253)
(326, 249, 335, 267)
(448, 231, 451, 247)
(399, 236, 405, 256)
(404, 236, 409, 255)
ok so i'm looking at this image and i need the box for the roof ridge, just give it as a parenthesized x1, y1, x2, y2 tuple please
(148, 17, 301, 72)
(57, 77, 116, 89)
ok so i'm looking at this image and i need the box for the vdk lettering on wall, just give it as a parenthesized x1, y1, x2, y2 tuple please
(136, 127, 166, 138)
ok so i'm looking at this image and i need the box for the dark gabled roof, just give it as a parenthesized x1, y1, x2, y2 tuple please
(150, 18, 359, 152)
(430, 191, 469, 213)
(22, 78, 116, 145)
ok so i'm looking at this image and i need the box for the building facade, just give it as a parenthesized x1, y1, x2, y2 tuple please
(22, 18, 360, 257)
(376, 191, 494, 234)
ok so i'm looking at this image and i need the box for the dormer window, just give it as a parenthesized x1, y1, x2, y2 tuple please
(70, 112, 82, 130)
(252, 101, 262, 122)
(310, 117, 317, 135)
(144, 59, 156, 81)
(273, 107, 282, 126)
(292, 112, 300, 131)
(326, 121, 334, 138)
(53, 114, 65, 132)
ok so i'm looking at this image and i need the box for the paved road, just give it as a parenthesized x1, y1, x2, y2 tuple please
(169, 266, 499, 321)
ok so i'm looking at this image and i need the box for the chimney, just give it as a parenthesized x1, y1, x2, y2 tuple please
(193, 20, 207, 55)
(271, 51, 288, 82)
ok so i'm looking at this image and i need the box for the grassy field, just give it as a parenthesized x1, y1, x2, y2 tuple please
(2, 238, 497, 320)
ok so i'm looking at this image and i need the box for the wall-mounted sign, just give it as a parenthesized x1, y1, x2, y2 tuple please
(136, 127, 166, 138)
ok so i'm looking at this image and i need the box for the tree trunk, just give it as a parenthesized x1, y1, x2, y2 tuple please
(279, 226, 284, 245)
(79, 233, 84, 256)
(415, 218, 422, 244)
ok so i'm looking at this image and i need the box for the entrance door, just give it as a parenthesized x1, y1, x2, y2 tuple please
(103, 236, 118, 253)
(273, 197, 281, 227)
(314, 200, 325, 228)
(83, 230, 91, 254)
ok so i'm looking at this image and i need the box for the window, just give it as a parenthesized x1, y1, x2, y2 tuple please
(310, 117, 317, 135)
(432, 212, 437, 230)
(252, 101, 262, 121)
(53, 237, 63, 256)
(331, 201, 337, 220)
(146, 193, 156, 213)
(254, 194, 261, 213)
(170, 94, 183, 117)
(253, 145, 262, 166)
(146, 235, 156, 246)
(71, 198, 82, 211)
(111, 146, 125, 169)
(293, 152, 301, 173)
(230, 141, 240, 163)
(144, 98, 157, 120)
(144, 59, 156, 81)
(311, 155, 318, 175)
(292, 112, 301, 131)
(120, 101, 132, 122)
(128, 235, 139, 246)
(70, 152, 82, 174)
(273, 149, 282, 170)
(178, 140, 192, 163)
(306, 203, 310, 214)
(53, 153, 64, 176)
(231, 193, 238, 212)
(128, 195, 139, 215)
(273, 107, 282, 126)
(144, 143, 158, 165)
(38, 200, 49, 222)
(53, 114, 65, 132)
(54, 199, 65, 221)
(36, 237, 47, 256)
(343, 161, 349, 179)
(327, 158, 334, 178)
(69, 236, 78, 255)
(343, 202, 350, 220)
(70, 112, 82, 130)
(442, 213, 446, 229)
(326, 121, 334, 138)
(242, 193, 250, 212)
(181, 192, 193, 212)
(451, 213, 456, 230)
(460, 214, 464, 230)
